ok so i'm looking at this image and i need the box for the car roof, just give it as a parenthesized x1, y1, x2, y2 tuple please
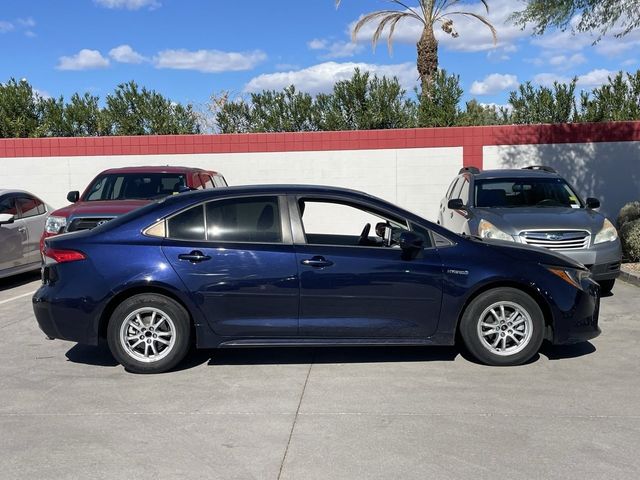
(472, 169, 563, 180)
(0, 188, 41, 197)
(98, 166, 220, 175)
(180, 184, 377, 198)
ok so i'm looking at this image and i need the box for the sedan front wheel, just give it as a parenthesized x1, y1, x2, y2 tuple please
(460, 287, 545, 366)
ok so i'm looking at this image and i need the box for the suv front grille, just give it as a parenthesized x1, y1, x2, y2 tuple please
(519, 230, 590, 250)
(66, 217, 115, 232)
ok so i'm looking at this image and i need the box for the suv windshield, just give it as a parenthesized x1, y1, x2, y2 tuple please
(84, 173, 187, 201)
(474, 177, 583, 208)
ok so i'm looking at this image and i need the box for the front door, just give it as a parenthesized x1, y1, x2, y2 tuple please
(161, 195, 299, 337)
(292, 197, 443, 338)
(0, 195, 28, 271)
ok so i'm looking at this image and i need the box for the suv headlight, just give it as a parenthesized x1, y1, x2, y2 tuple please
(478, 219, 514, 242)
(545, 265, 591, 289)
(594, 218, 618, 244)
(45, 216, 67, 234)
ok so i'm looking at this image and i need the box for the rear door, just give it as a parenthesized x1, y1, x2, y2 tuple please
(161, 195, 300, 337)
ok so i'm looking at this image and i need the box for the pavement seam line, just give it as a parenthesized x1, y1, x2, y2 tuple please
(0, 290, 37, 306)
(277, 360, 313, 480)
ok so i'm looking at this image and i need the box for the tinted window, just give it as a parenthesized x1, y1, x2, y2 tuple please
(213, 176, 228, 187)
(85, 173, 187, 201)
(16, 196, 43, 218)
(205, 196, 282, 243)
(0, 196, 17, 216)
(459, 179, 470, 205)
(474, 178, 583, 208)
(201, 174, 215, 189)
(447, 178, 461, 200)
(167, 205, 205, 240)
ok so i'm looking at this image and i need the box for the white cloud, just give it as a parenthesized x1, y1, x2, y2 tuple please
(94, 0, 160, 10)
(154, 49, 266, 73)
(622, 58, 637, 67)
(533, 69, 616, 88)
(470, 73, 519, 95)
(348, 0, 530, 54)
(308, 38, 363, 59)
(576, 69, 616, 87)
(57, 49, 110, 70)
(244, 61, 418, 94)
(548, 53, 587, 70)
(0, 21, 15, 33)
(109, 44, 147, 64)
(17, 17, 35, 28)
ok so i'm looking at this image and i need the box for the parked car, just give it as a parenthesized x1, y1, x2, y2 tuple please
(438, 166, 622, 294)
(34, 185, 600, 373)
(41, 166, 227, 249)
(0, 190, 52, 279)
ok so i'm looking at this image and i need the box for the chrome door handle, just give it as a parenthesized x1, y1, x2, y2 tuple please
(178, 251, 211, 263)
(301, 256, 334, 268)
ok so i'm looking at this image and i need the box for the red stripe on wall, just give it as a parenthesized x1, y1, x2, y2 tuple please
(1, 122, 639, 166)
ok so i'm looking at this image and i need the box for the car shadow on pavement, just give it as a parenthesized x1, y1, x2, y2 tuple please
(65, 343, 119, 367)
(0, 271, 40, 292)
(539, 341, 596, 360)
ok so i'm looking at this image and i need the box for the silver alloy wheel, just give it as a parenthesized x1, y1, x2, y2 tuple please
(476, 301, 533, 356)
(119, 307, 176, 363)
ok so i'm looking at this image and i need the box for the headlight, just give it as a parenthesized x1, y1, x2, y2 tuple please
(45, 216, 67, 234)
(478, 219, 514, 242)
(594, 218, 618, 244)
(546, 265, 591, 289)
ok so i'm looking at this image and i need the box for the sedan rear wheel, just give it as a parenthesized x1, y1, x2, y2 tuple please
(460, 288, 545, 366)
(107, 294, 191, 374)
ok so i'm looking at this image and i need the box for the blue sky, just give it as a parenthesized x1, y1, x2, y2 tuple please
(1, 0, 638, 109)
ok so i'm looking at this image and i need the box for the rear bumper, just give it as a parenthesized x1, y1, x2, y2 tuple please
(551, 278, 601, 345)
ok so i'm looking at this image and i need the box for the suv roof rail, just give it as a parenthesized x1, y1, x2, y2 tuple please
(522, 165, 557, 173)
(459, 166, 481, 175)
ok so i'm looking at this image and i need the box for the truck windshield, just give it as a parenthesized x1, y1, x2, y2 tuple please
(474, 178, 583, 208)
(84, 173, 187, 201)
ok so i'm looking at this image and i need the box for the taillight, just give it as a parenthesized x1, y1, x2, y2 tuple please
(43, 248, 86, 264)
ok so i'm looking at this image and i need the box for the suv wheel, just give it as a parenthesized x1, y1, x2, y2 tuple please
(598, 279, 615, 295)
(460, 288, 544, 366)
(107, 294, 191, 374)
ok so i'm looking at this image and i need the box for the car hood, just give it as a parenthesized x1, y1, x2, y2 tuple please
(473, 207, 606, 234)
(467, 236, 586, 270)
(51, 199, 151, 218)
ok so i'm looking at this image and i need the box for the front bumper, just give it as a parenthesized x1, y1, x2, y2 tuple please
(551, 277, 601, 345)
(549, 240, 622, 281)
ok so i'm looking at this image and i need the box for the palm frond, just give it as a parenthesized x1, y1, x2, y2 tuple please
(352, 10, 422, 44)
(445, 11, 498, 44)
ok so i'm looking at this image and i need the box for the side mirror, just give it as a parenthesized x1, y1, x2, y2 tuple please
(447, 198, 464, 210)
(0, 213, 14, 225)
(586, 197, 600, 209)
(399, 231, 424, 260)
(67, 191, 80, 203)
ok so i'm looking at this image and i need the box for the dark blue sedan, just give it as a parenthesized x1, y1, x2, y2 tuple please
(33, 185, 600, 373)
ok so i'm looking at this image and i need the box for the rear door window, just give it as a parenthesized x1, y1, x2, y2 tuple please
(0, 196, 17, 216)
(167, 205, 206, 241)
(213, 176, 228, 187)
(200, 174, 215, 189)
(205, 196, 282, 243)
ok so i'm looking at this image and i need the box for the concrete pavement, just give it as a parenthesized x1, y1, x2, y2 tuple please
(0, 272, 639, 479)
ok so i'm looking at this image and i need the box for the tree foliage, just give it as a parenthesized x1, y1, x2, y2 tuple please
(511, 0, 640, 39)
(0, 78, 199, 138)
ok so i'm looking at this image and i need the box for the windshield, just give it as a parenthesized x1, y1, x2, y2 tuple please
(83, 173, 187, 201)
(474, 178, 583, 208)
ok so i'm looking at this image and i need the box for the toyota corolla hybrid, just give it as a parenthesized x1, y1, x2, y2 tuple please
(33, 185, 600, 373)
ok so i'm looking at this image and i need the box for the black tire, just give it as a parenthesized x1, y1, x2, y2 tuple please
(459, 287, 545, 366)
(107, 293, 191, 374)
(598, 279, 615, 295)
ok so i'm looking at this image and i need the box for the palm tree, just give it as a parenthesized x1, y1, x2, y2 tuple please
(336, 1, 497, 95)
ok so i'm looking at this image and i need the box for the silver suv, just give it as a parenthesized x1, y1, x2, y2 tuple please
(438, 166, 622, 293)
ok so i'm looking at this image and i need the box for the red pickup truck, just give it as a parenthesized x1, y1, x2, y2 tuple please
(42, 166, 227, 247)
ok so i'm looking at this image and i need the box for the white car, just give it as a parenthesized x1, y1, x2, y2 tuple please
(0, 189, 52, 279)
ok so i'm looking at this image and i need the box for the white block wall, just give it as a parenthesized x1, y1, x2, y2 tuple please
(484, 142, 640, 220)
(1, 147, 463, 222)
